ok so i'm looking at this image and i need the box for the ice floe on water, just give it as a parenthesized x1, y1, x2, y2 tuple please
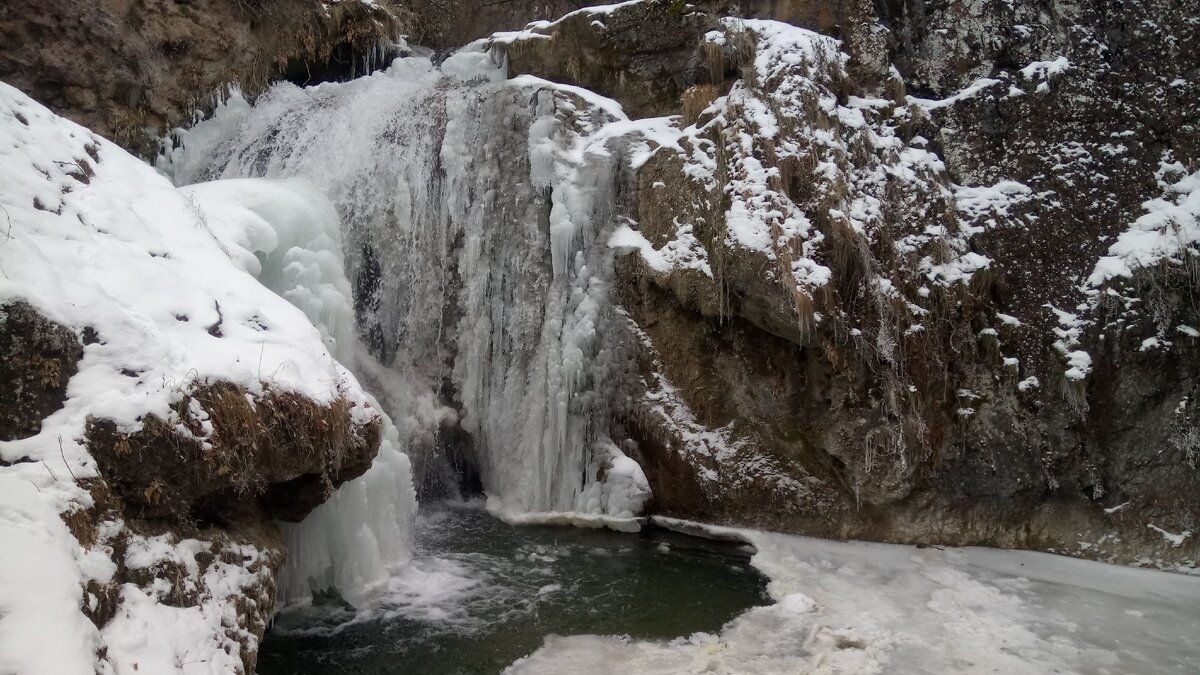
(510, 518, 1200, 675)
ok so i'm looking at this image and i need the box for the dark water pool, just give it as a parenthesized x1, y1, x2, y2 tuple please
(258, 503, 769, 674)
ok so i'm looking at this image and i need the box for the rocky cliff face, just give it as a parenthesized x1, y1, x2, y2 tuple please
(495, 0, 1199, 568)
(0, 0, 635, 157)
(0, 0, 411, 156)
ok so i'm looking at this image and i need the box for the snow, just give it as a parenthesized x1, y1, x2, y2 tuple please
(910, 76, 1002, 109)
(1147, 524, 1192, 548)
(955, 180, 1034, 231)
(1063, 350, 1093, 380)
(1021, 56, 1070, 81)
(1089, 159, 1200, 286)
(509, 518, 1200, 674)
(0, 476, 105, 675)
(102, 540, 271, 674)
(489, 0, 648, 44)
(582, 441, 651, 518)
(708, 20, 844, 287)
(0, 96, 367, 439)
(608, 221, 713, 276)
(1047, 305, 1092, 381)
(0, 81, 415, 672)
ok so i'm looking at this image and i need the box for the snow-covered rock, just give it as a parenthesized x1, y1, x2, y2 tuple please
(496, 0, 1200, 569)
(0, 82, 410, 674)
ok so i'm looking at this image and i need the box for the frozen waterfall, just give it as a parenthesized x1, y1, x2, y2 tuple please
(179, 178, 421, 606)
(166, 47, 651, 601)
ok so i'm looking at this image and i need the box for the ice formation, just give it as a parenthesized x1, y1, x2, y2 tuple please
(168, 51, 653, 521)
(181, 180, 419, 605)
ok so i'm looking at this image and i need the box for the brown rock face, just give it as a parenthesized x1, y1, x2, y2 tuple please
(406, 0, 594, 47)
(0, 0, 410, 156)
(87, 381, 381, 523)
(0, 301, 83, 442)
(65, 476, 288, 674)
(0, 303, 382, 671)
(497, 0, 1200, 568)
(502, 1, 718, 118)
(74, 379, 382, 670)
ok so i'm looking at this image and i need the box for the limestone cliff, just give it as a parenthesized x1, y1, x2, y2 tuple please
(495, 0, 1200, 568)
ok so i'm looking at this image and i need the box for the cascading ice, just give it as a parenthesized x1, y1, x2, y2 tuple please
(167, 48, 651, 540)
(181, 178, 420, 606)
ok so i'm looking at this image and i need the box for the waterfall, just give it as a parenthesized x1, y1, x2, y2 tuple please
(180, 177, 423, 606)
(166, 47, 651, 601)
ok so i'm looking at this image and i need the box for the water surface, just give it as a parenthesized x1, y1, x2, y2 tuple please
(259, 503, 768, 674)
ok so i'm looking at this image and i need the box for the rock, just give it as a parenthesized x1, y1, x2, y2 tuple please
(498, 1, 718, 118)
(407, 0, 594, 48)
(70, 379, 380, 671)
(65, 475, 287, 673)
(87, 381, 381, 523)
(500, 0, 1200, 568)
(0, 300, 382, 671)
(0, 0, 411, 156)
(0, 301, 83, 442)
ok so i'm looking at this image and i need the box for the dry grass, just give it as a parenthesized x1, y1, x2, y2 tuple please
(702, 41, 725, 84)
(1060, 375, 1089, 413)
(87, 379, 378, 523)
(681, 84, 720, 127)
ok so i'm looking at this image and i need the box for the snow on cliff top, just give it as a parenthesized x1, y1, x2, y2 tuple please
(1089, 157, 1200, 286)
(0, 82, 375, 674)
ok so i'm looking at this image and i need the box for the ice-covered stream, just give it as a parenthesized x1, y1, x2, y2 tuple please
(509, 519, 1200, 674)
(254, 502, 1200, 674)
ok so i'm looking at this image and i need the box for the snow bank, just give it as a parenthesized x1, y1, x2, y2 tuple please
(508, 518, 1200, 674)
(0, 476, 107, 674)
(0, 82, 376, 469)
(102, 538, 273, 674)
